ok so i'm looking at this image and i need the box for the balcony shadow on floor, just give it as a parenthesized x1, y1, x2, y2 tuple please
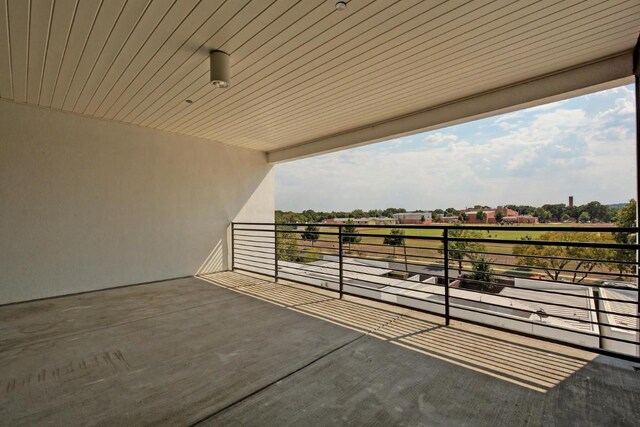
(198, 271, 594, 393)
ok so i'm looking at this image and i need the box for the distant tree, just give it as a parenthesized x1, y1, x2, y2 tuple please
(382, 207, 405, 217)
(458, 212, 468, 223)
(615, 199, 636, 229)
(341, 220, 361, 252)
(470, 255, 493, 284)
(383, 228, 405, 256)
(561, 213, 571, 222)
(606, 247, 635, 278)
(465, 255, 501, 292)
(433, 213, 442, 223)
(433, 209, 444, 215)
(476, 210, 487, 221)
(495, 211, 504, 224)
(512, 232, 609, 283)
(275, 210, 305, 224)
(300, 210, 317, 223)
(533, 208, 551, 223)
(607, 199, 637, 277)
(581, 201, 612, 223)
(542, 204, 566, 222)
(506, 204, 536, 215)
(444, 207, 459, 217)
(578, 212, 591, 223)
(276, 226, 299, 262)
(565, 206, 579, 221)
(301, 225, 320, 246)
(351, 209, 366, 219)
(439, 223, 486, 275)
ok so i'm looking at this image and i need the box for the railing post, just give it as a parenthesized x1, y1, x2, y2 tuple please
(274, 225, 279, 282)
(339, 225, 344, 299)
(633, 34, 640, 357)
(443, 227, 450, 326)
(231, 223, 235, 271)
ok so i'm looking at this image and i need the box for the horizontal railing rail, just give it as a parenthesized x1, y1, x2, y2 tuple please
(230, 222, 640, 361)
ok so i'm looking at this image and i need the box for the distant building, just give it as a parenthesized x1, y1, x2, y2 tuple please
(321, 217, 347, 224)
(392, 212, 432, 224)
(496, 207, 519, 217)
(569, 196, 574, 208)
(464, 210, 495, 224)
(502, 215, 539, 224)
(440, 216, 460, 223)
(321, 217, 396, 225)
(458, 207, 536, 224)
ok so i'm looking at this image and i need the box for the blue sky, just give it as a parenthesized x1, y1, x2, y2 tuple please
(275, 84, 636, 211)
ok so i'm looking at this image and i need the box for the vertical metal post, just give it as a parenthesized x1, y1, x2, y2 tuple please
(339, 225, 344, 299)
(274, 225, 279, 282)
(633, 34, 640, 357)
(231, 223, 235, 271)
(443, 227, 450, 326)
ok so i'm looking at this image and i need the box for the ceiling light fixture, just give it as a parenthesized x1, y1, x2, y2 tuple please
(210, 50, 230, 88)
(335, 1, 347, 11)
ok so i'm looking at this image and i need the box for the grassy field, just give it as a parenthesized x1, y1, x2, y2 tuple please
(301, 225, 564, 255)
(360, 227, 549, 240)
(287, 223, 622, 283)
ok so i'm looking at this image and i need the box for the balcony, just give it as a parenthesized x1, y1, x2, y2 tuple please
(2, 270, 640, 425)
(1, 2, 639, 425)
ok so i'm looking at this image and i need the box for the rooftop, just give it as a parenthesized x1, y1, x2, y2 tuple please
(500, 287, 596, 332)
(3, 272, 639, 425)
(600, 288, 639, 331)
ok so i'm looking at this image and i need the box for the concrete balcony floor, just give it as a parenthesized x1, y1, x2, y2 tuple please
(1, 271, 639, 426)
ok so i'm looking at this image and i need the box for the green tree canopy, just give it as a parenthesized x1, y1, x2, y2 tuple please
(578, 212, 591, 223)
(581, 201, 612, 223)
(533, 208, 551, 223)
(341, 220, 361, 252)
(383, 228, 405, 256)
(512, 232, 610, 283)
(465, 255, 500, 292)
(444, 208, 459, 217)
(440, 224, 486, 275)
(615, 199, 636, 229)
(301, 209, 319, 223)
(607, 199, 637, 278)
(276, 226, 299, 262)
(301, 225, 320, 246)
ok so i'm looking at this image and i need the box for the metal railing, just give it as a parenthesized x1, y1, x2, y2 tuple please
(231, 222, 640, 361)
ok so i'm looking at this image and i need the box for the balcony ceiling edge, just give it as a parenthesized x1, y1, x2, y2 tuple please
(267, 51, 633, 164)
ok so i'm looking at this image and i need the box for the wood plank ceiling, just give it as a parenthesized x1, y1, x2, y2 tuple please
(0, 0, 638, 154)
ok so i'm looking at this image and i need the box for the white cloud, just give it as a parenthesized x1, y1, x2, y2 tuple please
(532, 108, 586, 129)
(276, 86, 636, 211)
(594, 88, 635, 125)
(424, 133, 459, 145)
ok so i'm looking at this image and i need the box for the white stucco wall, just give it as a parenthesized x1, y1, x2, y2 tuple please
(0, 100, 274, 304)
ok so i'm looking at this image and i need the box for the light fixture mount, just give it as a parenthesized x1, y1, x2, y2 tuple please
(210, 50, 230, 88)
